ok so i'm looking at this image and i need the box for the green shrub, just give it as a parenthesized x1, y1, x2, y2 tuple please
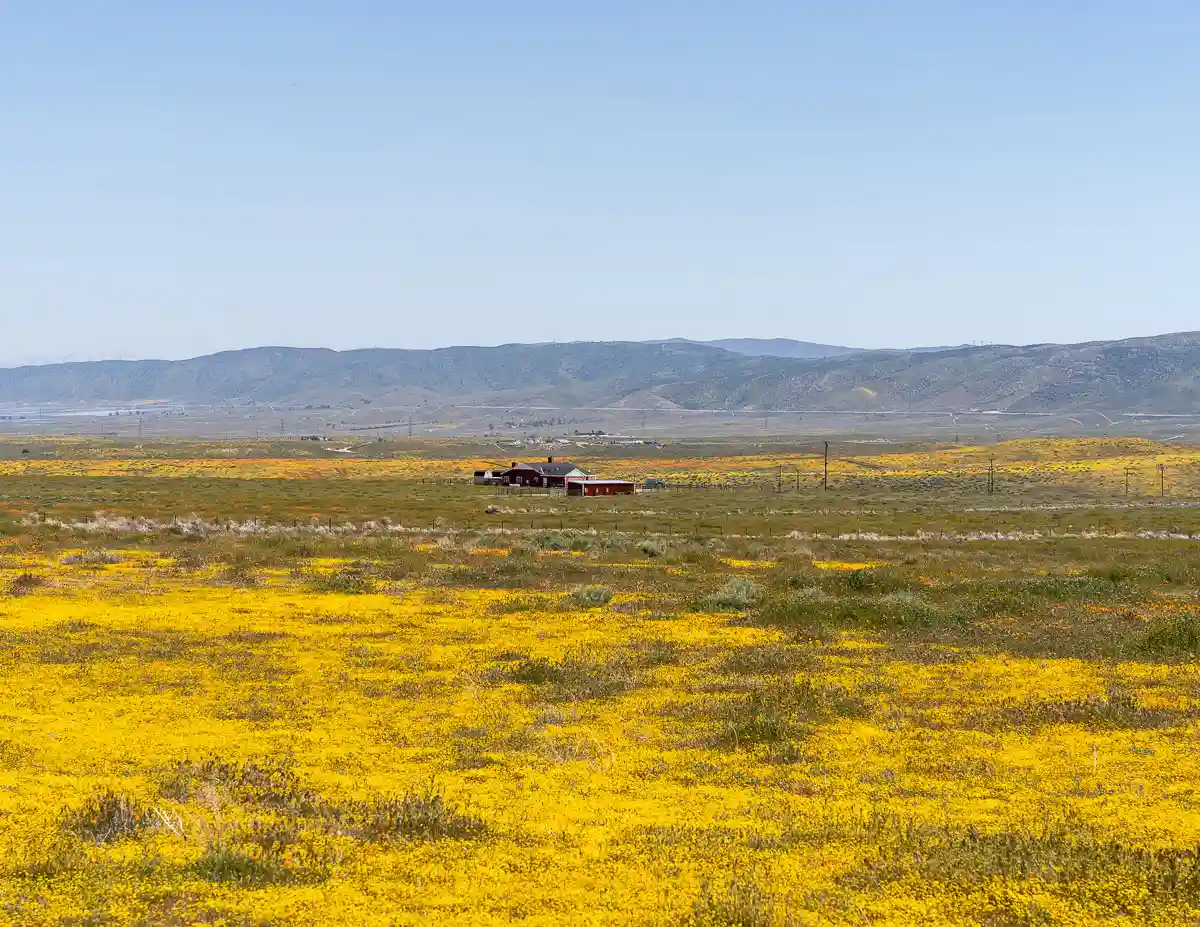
(533, 532, 572, 551)
(309, 567, 376, 594)
(840, 567, 911, 594)
(569, 585, 614, 609)
(754, 588, 833, 633)
(1138, 615, 1200, 657)
(702, 577, 762, 612)
(638, 538, 668, 558)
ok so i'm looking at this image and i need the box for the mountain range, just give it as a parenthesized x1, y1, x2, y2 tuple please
(2, 332, 1199, 413)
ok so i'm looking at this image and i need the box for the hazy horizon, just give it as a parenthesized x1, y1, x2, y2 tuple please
(5, 4, 1200, 360)
(4, 328, 1200, 370)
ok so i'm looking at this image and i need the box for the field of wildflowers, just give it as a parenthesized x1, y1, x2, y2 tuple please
(4, 438, 1200, 924)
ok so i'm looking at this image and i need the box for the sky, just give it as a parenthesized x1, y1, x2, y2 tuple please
(3, 2, 1200, 363)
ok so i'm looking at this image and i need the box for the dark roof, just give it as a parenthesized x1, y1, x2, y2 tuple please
(571, 479, 634, 486)
(510, 461, 587, 476)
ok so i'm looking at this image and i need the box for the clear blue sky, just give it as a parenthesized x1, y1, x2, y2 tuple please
(3, 2, 1199, 362)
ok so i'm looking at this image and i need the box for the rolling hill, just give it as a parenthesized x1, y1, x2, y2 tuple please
(2, 333, 1199, 413)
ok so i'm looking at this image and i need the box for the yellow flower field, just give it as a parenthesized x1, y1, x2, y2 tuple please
(1, 436, 1196, 495)
(3, 539, 1200, 925)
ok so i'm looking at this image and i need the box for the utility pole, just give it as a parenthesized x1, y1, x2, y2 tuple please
(988, 458, 995, 495)
(777, 464, 782, 493)
(823, 441, 829, 491)
(1159, 463, 1167, 498)
(408, 413, 413, 438)
(1125, 466, 1132, 497)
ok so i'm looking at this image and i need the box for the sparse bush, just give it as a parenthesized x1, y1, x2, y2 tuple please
(569, 585, 614, 609)
(6, 572, 46, 596)
(0, 739, 33, 769)
(628, 636, 681, 667)
(683, 878, 784, 927)
(172, 550, 207, 571)
(638, 538, 668, 558)
(856, 591, 952, 630)
(498, 648, 639, 700)
(60, 548, 123, 568)
(840, 567, 911, 594)
(702, 577, 762, 612)
(507, 543, 536, 561)
(704, 679, 865, 749)
(309, 567, 376, 594)
(195, 842, 291, 884)
(1137, 614, 1200, 657)
(342, 785, 486, 841)
(195, 820, 332, 884)
(968, 686, 1187, 732)
(215, 562, 260, 588)
(753, 588, 834, 634)
(63, 790, 154, 843)
(488, 592, 557, 614)
(164, 755, 320, 814)
(534, 532, 572, 551)
(720, 643, 811, 676)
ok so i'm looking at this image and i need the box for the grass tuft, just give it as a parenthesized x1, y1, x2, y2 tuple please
(62, 790, 155, 843)
(340, 784, 486, 841)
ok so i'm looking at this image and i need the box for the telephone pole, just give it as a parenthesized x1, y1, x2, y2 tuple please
(823, 441, 829, 491)
(1124, 466, 1132, 497)
(1159, 463, 1167, 498)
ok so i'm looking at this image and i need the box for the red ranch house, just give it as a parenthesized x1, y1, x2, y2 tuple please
(500, 458, 589, 488)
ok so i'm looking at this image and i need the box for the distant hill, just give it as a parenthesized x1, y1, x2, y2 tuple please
(3, 333, 1200, 413)
(659, 337, 965, 358)
(662, 338, 859, 359)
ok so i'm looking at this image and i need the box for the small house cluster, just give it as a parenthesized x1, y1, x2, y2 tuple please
(474, 457, 636, 495)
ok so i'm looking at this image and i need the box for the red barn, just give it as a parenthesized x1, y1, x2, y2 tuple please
(567, 479, 636, 496)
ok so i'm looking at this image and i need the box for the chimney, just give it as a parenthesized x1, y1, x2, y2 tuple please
(548, 456, 554, 463)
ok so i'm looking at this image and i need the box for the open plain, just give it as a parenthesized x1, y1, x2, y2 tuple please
(4, 437, 1200, 925)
